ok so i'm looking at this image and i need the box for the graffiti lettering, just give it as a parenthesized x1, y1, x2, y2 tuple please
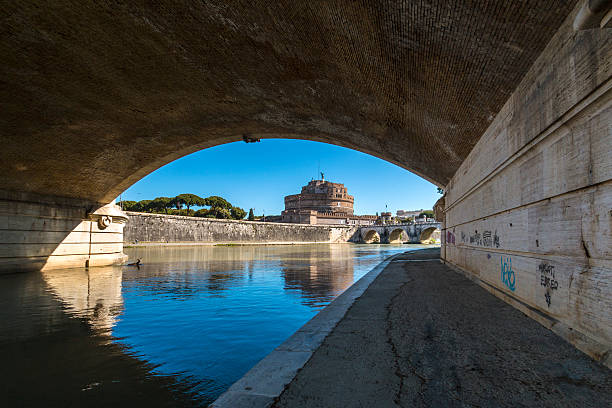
(493, 231, 500, 248)
(482, 231, 489, 246)
(446, 231, 455, 245)
(469, 229, 500, 248)
(482, 230, 491, 247)
(539, 262, 558, 308)
(500, 256, 516, 292)
(470, 231, 481, 245)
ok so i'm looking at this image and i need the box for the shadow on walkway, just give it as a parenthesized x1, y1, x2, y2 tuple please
(274, 248, 612, 407)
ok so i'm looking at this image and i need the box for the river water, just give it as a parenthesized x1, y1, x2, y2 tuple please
(1, 244, 428, 406)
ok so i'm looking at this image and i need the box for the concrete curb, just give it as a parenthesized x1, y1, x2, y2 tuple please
(209, 253, 401, 408)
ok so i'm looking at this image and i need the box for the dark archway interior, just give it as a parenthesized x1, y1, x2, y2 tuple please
(389, 229, 405, 243)
(364, 230, 380, 244)
(0, 1, 577, 203)
(419, 227, 440, 243)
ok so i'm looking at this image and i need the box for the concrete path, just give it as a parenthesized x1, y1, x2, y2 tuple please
(274, 249, 612, 407)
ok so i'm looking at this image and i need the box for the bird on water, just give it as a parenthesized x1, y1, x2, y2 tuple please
(127, 258, 142, 267)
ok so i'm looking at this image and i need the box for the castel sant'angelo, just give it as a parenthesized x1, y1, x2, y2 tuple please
(281, 174, 376, 225)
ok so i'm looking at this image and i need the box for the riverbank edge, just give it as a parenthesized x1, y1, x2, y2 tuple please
(124, 241, 355, 248)
(125, 242, 440, 248)
(209, 252, 405, 408)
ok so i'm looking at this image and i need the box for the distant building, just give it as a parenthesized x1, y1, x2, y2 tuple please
(281, 176, 376, 225)
(415, 215, 436, 223)
(396, 209, 424, 219)
(376, 212, 394, 225)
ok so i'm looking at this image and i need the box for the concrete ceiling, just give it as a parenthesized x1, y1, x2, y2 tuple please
(1, 1, 577, 203)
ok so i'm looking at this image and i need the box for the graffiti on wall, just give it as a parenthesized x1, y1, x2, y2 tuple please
(500, 256, 516, 292)
(463, 229, 500, 248)
(470, 231, 481, 245)
(539, 262, 558, 308)
(446, 231, 455, 245)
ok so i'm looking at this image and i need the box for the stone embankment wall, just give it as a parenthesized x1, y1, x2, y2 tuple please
(124, 212, 358, 244)
(441, 3, 611, 367)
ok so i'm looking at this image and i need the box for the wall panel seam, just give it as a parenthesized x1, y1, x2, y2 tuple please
(446, 78, 612, 211)
(444, 179, 612, 229)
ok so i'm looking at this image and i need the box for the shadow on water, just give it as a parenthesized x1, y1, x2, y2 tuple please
(1, 244, 429, 406)
(0, 268, 203, 407)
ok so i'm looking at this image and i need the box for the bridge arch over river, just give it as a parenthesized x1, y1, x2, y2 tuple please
(360, 223, 441, 244)
(1, 1, 610, 365)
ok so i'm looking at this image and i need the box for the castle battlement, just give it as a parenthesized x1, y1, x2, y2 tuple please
(281, 178, 375, 225)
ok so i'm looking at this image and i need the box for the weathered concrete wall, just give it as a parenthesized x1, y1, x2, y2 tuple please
(0, 190, 127, 273)
(441, 3, 611, 367)
(124, 212, 358, 244)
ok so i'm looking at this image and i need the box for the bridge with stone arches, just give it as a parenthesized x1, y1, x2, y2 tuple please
(358, 223, 441, 244)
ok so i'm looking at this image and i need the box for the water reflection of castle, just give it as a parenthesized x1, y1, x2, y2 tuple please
(40, 245, 360, 324)
(280, 245, 354, 308)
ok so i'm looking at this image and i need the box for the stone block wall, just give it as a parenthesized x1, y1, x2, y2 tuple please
(124, 212, 358, 244)
(441, 3, 611, 366)
(0, 190, 127, 273)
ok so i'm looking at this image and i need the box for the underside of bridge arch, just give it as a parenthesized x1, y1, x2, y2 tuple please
(363, 230, 380, 244)
(389, 229, 406, 244)
(0, 1, 580, 203)
(419, 227, 440, 244)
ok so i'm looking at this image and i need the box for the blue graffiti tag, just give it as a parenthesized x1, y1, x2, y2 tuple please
(500, 256, 516, 291)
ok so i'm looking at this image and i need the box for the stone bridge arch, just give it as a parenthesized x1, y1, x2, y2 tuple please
(0, 1, 576, 206)
(1, 0, 610, 366)
(419, 226, 441, 244)
(388, 228, 406, 244)
(0, 1, 584, 271)
(362, 229, 381, 244)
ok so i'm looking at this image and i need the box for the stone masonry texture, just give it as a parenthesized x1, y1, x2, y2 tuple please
(124, 212, 357, 243)
(0, 1, 577, 202)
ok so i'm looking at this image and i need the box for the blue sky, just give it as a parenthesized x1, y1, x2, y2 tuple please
(120, 139, 440, 215)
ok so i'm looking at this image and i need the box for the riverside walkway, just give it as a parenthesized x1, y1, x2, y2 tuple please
(273, 249, 612, 407)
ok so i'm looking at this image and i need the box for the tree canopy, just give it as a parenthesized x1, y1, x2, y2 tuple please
(149, 196, 173, 213)
(204, 196, 232, 209)
(119, 200, 138, 211)
(133, 200, 152, 212)
(231, 206, 247, 220)
(175, 193, 205, 210)
(119, 193, 247, 220)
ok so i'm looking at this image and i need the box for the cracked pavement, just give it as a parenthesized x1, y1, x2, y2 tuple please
(273, 248, 612, 407)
